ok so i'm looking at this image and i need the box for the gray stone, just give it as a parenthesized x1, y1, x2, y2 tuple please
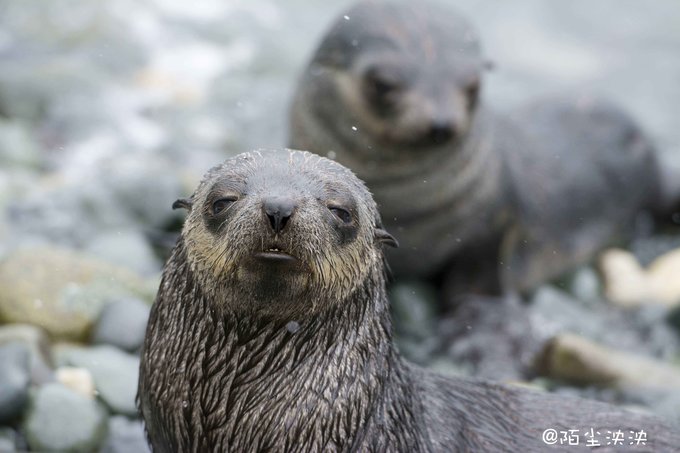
(0, 427, 16, 452)
(100, 416, 151, 453)
(86, 230, 160, 276)
(0, 246, 152, 341)
(92, 298, 150, 352)
(0, 324, 54, 385)
(23, 383, 108, 453)
(0, 343, 30, 423)
(61, 346, 139, 416)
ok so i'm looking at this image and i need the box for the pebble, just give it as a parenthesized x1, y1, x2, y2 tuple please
(92, 297, 150, 352)
(0, 324, 54, 385)
(599, 248, 680, 308)
(100, 416, 151, 453)
(0, 343, 31, 423)
(56, 367, 96, 399)
(61, 345, 140, 416)
(23, 383, 108, 452)
(86, 230, 161, 276)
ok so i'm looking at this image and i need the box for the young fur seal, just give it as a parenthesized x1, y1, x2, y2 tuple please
(289, 0, 660, 295)
(138, 149, 678, 451)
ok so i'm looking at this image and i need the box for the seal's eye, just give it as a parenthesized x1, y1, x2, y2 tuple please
(329, 206, 352, 224)
(212, 197, 236, 215)
(364, 67, 402, 104)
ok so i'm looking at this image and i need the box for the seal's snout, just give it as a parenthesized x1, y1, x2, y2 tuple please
(263, 196, 296, 234)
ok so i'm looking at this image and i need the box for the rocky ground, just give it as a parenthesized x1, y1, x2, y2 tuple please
(1, 0, 679, 450)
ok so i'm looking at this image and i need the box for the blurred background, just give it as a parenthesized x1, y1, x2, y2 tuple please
(0, 0, 679, 451)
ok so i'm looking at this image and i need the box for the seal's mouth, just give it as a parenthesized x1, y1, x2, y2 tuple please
(253, 246, 298, 264)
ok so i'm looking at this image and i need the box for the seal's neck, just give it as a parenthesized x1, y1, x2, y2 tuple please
(140, 241, 422, 451)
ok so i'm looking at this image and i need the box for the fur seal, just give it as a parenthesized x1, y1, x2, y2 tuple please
(289, 0, 660, 295)
(138, 149, 678, 451)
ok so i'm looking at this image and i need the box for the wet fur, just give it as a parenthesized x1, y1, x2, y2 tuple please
(138, 150, 678, 452)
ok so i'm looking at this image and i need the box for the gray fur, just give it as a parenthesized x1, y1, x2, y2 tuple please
(138, 150, 678, 452)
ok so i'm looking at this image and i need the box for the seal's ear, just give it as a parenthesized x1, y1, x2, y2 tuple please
(375, 227, 399, 248)
(483, 59, 495, 71)
(172, 197, 193, 211)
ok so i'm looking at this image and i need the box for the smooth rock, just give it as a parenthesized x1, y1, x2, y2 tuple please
(56, 367, 96, 399)
(536, 333, 680, 390)
(61, 346, 139, 416)
(23, 383, 108, 453)
(86, 230, 160, 276)
(92, 297, 150, 352)
(0, 246, 151, 341)
(0, 324, 54, 385)
(599, 248, 680, 308)
(0, 343, 31, 423)
(646, 248, 680, 306)
(100, 416, 151, 453)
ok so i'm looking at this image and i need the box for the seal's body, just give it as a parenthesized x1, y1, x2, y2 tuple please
(138, 150, 677, 452)
(290, 0, 659, 294)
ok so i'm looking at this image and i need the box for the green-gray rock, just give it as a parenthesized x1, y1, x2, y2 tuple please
(24, 383, 108, 452)
(0, 246, 152, 341)
(61, 345, 139, 416)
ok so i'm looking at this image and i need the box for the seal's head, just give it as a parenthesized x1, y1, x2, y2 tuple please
(298, 0, 490, 159)
(173, 149, 397, 319)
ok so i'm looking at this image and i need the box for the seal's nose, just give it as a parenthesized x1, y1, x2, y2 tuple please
(263, 196, 296, 234)
(427, 120, 455, 144)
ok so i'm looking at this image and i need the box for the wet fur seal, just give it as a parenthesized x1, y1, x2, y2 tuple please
(138, 149, 678, 451)
(289, 0, 660, 296)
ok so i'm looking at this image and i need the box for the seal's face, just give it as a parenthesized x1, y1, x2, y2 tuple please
(176, 150, 396, 318)
(345, 49, 481, 149)
(303, 1, 489, 159)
